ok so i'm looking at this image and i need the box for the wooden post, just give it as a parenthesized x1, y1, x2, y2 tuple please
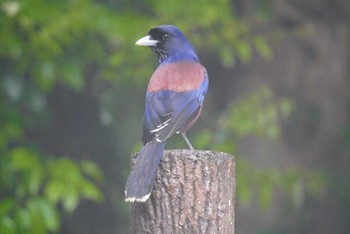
(130, 150, 235, 233)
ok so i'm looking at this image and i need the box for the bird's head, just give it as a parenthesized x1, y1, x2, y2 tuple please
(135, 25, 198, 64)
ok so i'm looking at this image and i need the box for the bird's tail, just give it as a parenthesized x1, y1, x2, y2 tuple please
(125, 141, 165, 202)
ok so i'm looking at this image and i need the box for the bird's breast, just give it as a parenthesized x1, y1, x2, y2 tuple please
(147, 61, 206, 93)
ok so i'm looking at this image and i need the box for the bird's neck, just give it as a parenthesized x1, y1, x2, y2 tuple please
(158, 51, 199, 65)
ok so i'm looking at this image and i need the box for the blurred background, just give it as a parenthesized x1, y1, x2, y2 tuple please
(1, 0, 350, 233)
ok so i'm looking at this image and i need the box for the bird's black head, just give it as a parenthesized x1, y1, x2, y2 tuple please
(135, 25, 198, 64)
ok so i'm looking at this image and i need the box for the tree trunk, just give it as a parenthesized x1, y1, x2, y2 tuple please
(130, 149, 235, 233)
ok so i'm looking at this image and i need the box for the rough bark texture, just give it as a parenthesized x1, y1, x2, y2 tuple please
(130, 150, 235, 234)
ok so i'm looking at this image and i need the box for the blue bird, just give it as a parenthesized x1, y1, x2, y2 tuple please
(125, 25, 209, 202)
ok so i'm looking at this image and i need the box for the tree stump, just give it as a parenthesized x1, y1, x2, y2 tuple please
(130, 150, 235, 233)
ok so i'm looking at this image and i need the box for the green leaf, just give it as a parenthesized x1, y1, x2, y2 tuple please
(238, 182, 253, 207)
(9, 148, 44, 196)
(253, 36, 273, 59)
(236, 40, 252, 63)
(46, 158, 104, 212)
(10, 148, 38, 170)
(48, 158, 81, 184)
(193, 129, 213, 149)
(15, 208, 31, 232)
(220, 47, 236, 68)
(266, 125, 279, 139)
(236, 160, 253, 206)
(0, 216, 16, 234)
(35, 62, 56, 91)
(37, 200, 59, 232)
(44, 180, 66, 204)
(80, 180, 103, 202)
(0, 198, 16, 217)
(25, 198, 59, 233)
(62, 62, 84, 91)
(26, 199, 46, 234)
(81, 160, 104, 182)
(291, 179, 304, 209)
(28, 167, 43, 195)
(222, 86, 294, 140)
(258, 179, 273, 209)
(62, 189, 79, 213)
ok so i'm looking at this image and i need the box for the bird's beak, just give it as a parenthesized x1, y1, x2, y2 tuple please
(135, 35, 159, 46)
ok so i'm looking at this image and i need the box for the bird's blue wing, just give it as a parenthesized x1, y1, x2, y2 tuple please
(142, 72, 208, 144)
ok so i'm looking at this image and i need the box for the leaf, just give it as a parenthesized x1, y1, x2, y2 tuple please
(9, 148, 44, 196)
(48, 158, 81, 183)
(220, 47, 236, 68)
(223, 85, 294, 139)
(280, 98, 294, 116)
(34, 62, 56, 91)
(26, 198, 46, 234)
(258, 179, 273, 209)
(10, 148, 38, 170)
(62, 189, 79, 213)
(28, 166, 44, 195)
(25, 198, 59, 233)
(236, 160, 253, 206)
(0, 198, 16, 217)
(291, 179, 304, 209)
(193, 129, 213, 149)
(238, 182, 253, 207)
(0, 216, 16, 234)
(44, 180, 66, 204)
(46, 158, 104, 212)
(253, 36, 273, 59)
(15, 208, 31, 231)
(37, 200, 59, 232)
(80, 181, 103, 202)
(2, 75, 24, 102)
(81, 160, 104, 182)
(62, 62, 84, 91)
(266, 124, 279, 139)
(236, 40, 252, 63)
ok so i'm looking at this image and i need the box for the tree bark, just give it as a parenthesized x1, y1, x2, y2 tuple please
(130, 150, 235, 234)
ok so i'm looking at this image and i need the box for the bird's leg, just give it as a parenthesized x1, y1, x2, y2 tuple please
(181, 132, 194, 150)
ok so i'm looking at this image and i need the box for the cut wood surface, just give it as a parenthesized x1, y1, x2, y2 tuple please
(130, 149, 235, 233)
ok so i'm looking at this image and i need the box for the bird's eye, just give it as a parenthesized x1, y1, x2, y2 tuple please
(162, 33, 170, 40)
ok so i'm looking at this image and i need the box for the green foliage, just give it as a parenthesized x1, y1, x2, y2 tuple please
(1, 1, 108, 233)
(45, 158, 103, 212)
(195, 86, 294, 150)
(0, 148, 103, 233)
(0, 0, 327, 232)
(144, 0, 268, 67)
(225, 86, 293, 139)
(237, 160, 326, 209)
(195, 86, 325, 209)
(253, 36, 273, 59)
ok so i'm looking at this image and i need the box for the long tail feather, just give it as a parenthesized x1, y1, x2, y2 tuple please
(125, 141, 165, 202)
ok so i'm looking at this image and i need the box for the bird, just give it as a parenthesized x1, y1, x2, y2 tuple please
(125, 25, 209, 203)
